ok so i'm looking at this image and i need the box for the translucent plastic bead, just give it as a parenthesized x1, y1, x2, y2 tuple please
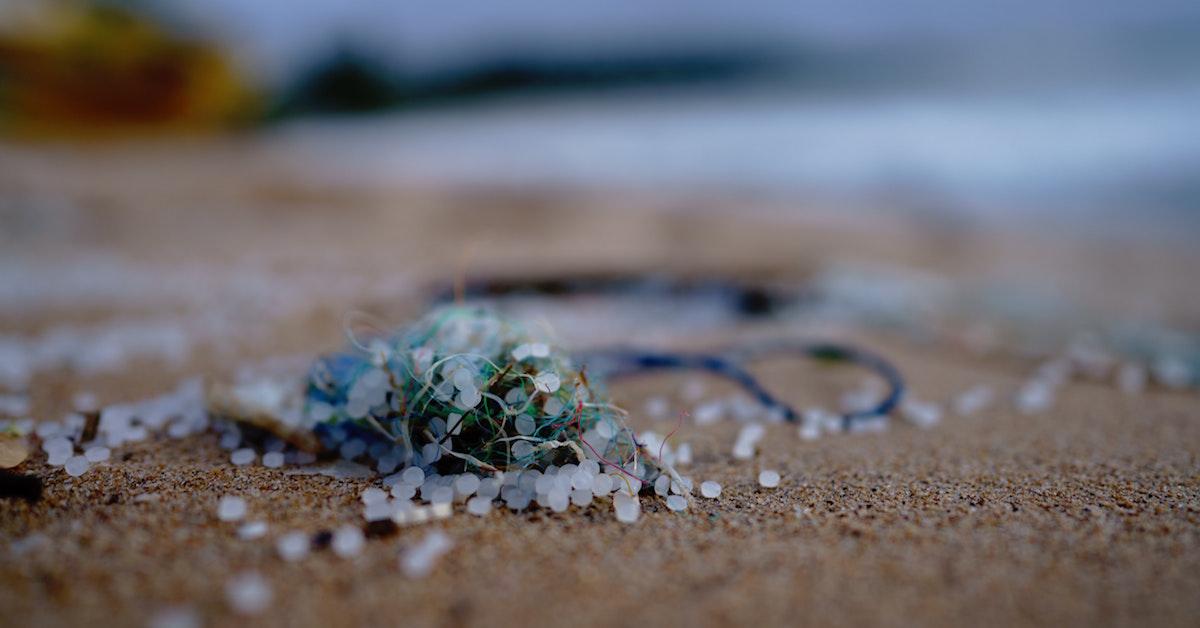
(401, 466, 425, 486)
(454, 474, 480, 497)
(230, 448, 256, 466)
(217, 496, 247, 522)
(758, 470, 781, 488)
(700, 481, 722, 498)
(515, 415, 536, 436)
(614, 494, 640, 523)
(466, 496, 492, 516)
(570, 488, 593, 507)
(666, 495, 688, 511)
(276, 532, 309, 562)
(332, 525, 364, 558)
(64, 455, 89, 477)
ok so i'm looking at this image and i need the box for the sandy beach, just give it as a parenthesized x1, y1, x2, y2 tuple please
(1, 141, 1198, 627)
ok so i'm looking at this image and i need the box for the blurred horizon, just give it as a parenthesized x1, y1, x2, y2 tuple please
(2, 0, 1198, 237)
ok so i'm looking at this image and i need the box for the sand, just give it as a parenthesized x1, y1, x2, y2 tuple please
(1, 140, 1199, 627)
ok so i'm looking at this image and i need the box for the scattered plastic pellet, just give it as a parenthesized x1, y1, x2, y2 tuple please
(466, 496, 492, 516)
(900, 399, 942, 428)
(217, 496, 248, 522)
(332, 525, 365, 558)
(700, 481, 722, 498)
(230, 448, 256, 466)
(666, 495, 688, 512)
(758, 470, 781, 488)
(613, 493, 640, 524)
(148, 607, 201, 628)
(261, 451, 285, 468)
(64, 455, 90, 477)
(401, 466, 425, 486)
(401, 530, 454, 578)
(954, 385, 993, 417)
(360, 487, 388, 505)
(225, 572, 272, 615)
(84, 446, 111, 463)
(237, 521, 268, 540)
(276, 531, 310, 562)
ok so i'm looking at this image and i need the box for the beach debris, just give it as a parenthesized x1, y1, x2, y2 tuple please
(64, 455, 90, 477)
(217, 496, 248, 522)
(953, 385, 993, 417)
(238, 521, 269, 540)
(900, 399, 943, 428)
(700, 481, 722, 498)
(0, 434, 29, 468)
(332, 525, 365, 558)
(230, 448, 256, 466)
(148, 607, 201, 628)
(225, 572, 273, 616)
(400, 530, 454, 578)
(758, 470, 781, 488)
(732, 424, 765, 460)
(275, 532, 310, 562)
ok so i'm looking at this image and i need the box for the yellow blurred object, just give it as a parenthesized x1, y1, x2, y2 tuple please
(0, 1, 258, 137)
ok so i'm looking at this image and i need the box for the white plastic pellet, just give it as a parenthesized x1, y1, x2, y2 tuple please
(84, 446, 111, 463)
(148, 607, 201, 628)
(401, 530, 454, 578)
(700, 481, 722, 498)
(533, 372, 560, 394)
(230, 448, 256, 466)
(675, 443, 693, 466)
(614, 494, 640, 524)
(758, 470, 781, 488)
(361, 487, 388, 505)
(363, 500, 394, 522)
(666, 495, 688, 512)
(401, 466, 425, 486)
(954, 385, 993, 417)
(64, 455, 90, 477)
(454, 474, 480, 497)
(570, 488, 593, 507)
(466, 496, 492, 516)
(225, 572, 272, 615)
(391, 483, 416, 500)
(275, 531, 310, 562)
(237, 521, 268, 540)
(332, 525, 365, 558)
(217, 496, 248, 522)
(262, 452, 285, 468)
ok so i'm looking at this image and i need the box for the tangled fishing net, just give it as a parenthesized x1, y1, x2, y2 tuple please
(295, 305, 651, 479)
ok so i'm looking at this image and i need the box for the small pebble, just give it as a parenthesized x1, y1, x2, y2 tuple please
(700, 481, 722, 498)
(217, 496, 248, 522)
(225, 572, 272, 615)
(758, 470, 781, 488)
